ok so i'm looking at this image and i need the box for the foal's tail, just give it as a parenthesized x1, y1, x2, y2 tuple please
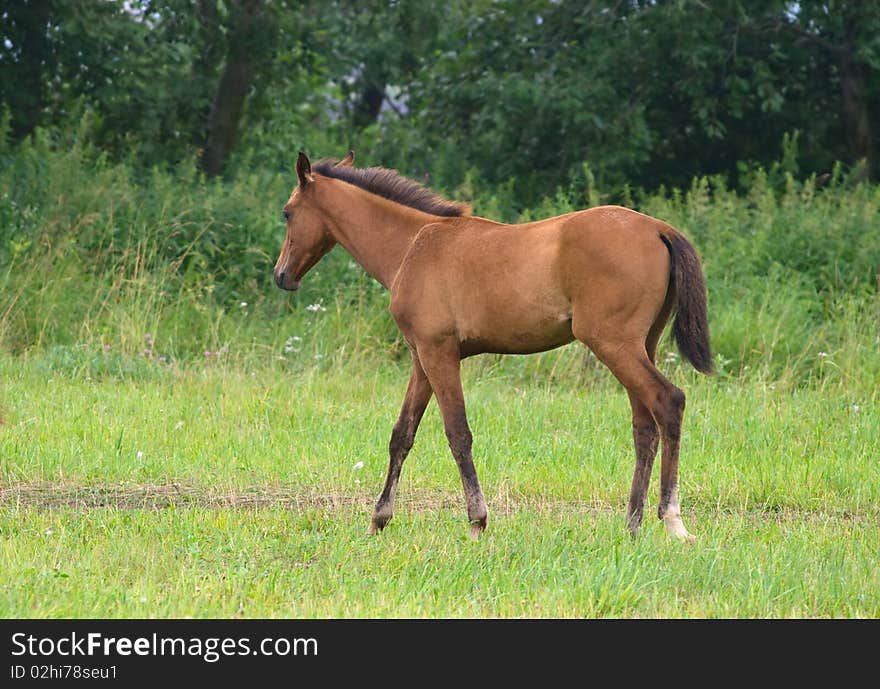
(659, 229, 714, 374)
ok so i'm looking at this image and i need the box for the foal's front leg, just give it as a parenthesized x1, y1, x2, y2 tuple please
(416, 340, 488, 539)
(369, 352, 433, 534)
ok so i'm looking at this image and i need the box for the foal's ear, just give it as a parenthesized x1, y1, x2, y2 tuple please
(296, 151, 313, 187)
(335, 150, 355, 168)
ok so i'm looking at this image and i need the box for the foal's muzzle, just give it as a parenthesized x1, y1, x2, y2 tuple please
(274, 269, 300, 291)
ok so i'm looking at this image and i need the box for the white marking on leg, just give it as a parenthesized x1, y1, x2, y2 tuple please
(660, 487, 695, 543)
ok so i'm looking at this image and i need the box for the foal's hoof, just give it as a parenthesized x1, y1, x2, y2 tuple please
(368, 513, 391, 535)
(626, 517, 643, 540)
(663, 515, 696, 544)
(468, 518, 487, 540)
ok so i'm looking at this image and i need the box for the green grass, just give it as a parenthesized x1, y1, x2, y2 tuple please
(3, 506, 878, 618)
(1, 354, 877, 617)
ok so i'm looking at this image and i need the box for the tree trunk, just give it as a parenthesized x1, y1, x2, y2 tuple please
(838, 54, 873, 178)
(190, 0, 223, 150)
(199, 0, 261, 177)
(352, 82, 385, 129)
(837, 10, 874, 178)
(3, 0, 54, 140)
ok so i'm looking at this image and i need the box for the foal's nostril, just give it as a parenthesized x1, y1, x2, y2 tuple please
(274, 270, 286, 288)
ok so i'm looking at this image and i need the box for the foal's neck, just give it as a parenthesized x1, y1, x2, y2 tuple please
(316, 180, 444, 289)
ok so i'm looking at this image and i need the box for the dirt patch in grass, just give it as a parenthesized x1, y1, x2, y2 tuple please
(0, 483, 875, 523)
(0, 482, 608, 516)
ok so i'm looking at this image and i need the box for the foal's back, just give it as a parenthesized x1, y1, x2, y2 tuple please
(390, 206, 673, 357)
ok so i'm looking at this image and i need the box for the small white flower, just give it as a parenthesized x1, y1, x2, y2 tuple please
(45, 528, 53, 536)
(853, 405, 860, 413)
(136, 451, 144, 460)
(306, 303, 327, 313)
(174, 421, 184, 431)
(352, 461, 364, 470)
(139, 596, 147, 603)
(818, 351, 828, 358)
(239, 301, 248, 308)
(284, 335, 303, 354)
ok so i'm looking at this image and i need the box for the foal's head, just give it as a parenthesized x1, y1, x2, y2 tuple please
(273, 151, 354, 291)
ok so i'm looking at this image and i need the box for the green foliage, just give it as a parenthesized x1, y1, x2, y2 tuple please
(0, 123, 877, 390)
(4, 1, 878, 193)
(34, 344, 174, 382)
(0, 0, 314, 171)
(326, 0, 880, 204)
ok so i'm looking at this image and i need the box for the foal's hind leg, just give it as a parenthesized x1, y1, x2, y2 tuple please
(626, 392, 658, 536)
(415, 339, 488, 539)
(369, 351, 433, 534)
(583, 338, 695, 542)
(625, 313, 668, 536)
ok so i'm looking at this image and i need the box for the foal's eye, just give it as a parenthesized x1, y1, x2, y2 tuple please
(283, 210, 291, 221)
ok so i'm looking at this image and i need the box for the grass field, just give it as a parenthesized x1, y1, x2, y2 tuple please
(2, 351, 877, 617)
(2, 139, 878, 618)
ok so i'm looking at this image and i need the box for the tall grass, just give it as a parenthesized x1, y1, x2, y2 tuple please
(1, 117, 878, 392)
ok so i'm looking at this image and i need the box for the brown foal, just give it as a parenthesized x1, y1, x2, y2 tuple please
(274, 151, 713, 541)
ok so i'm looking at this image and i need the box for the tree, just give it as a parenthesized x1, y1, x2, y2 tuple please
(780, 1, 879, 176)
(3, 0, 876, 190)
(0, 0, 56, 140)
(199, 0, 269, 176)
(375, 0, 656, 202)
(0, 0, 306, 175)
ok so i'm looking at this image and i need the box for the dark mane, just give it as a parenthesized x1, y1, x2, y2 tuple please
(312, 159, 468, 217)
